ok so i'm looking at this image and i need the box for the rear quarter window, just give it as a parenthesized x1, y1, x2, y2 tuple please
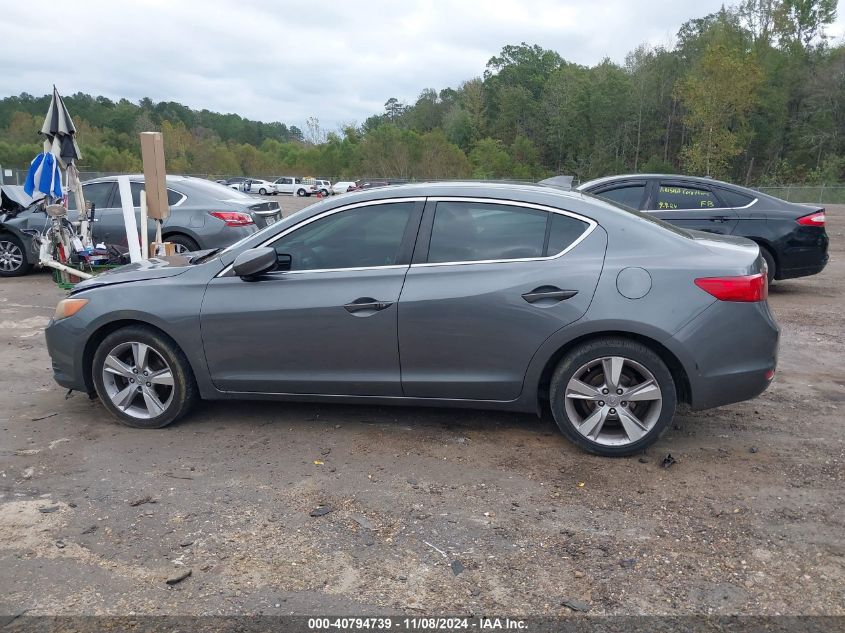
(716, 188, 754, 207)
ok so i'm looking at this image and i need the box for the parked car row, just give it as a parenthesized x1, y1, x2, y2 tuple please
(215, 176, 400, 197)
(2, 172, 829, 284)
(217, 176, 327, 197)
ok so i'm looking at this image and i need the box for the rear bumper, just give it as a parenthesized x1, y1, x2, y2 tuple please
(778, 254, 828, 280)
(777, 228, 828, 280)
(673, 300, 779, 410)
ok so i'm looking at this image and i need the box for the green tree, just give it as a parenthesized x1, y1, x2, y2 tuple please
(677, 43, 763, 178)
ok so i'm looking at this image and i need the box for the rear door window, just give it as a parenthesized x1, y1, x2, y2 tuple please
(655, 183, 719, 210)
(69, 181, 115, 210)
(426, 201, 589, 264)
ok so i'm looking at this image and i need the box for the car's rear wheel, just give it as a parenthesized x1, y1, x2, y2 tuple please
(92, 326, 198, 429)
(296, 188, 306, 197)
(166, 234, 200, 254)
(549, 338, 676, 456)
(760, 246, 776, 283)
(0, 234, 33, 277)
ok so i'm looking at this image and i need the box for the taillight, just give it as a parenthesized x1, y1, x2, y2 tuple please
(209, 211, 254, 227)
(694, 273, 768, 302)
(796, 210, 825, 226)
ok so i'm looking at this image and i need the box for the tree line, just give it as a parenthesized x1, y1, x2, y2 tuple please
(0, 0, 841, 185)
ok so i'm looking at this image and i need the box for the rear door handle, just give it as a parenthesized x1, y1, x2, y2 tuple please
(344, 297, 393, 314)
(521, 286, 578, 304)
(710, 216, 731, 223)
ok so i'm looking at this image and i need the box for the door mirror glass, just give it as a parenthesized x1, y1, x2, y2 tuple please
(233, 247, 278, 279)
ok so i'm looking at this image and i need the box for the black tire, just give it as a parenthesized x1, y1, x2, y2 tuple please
(0, 233, 34, 278)
(549, 337, 677, 457)
(320, 188, 329, 197)
(92, 325, 198, 429)
(296, 188, 306, 197)
(166, 234, 200, 254)
(258, 188, 267, 195)
(759, 245, 776, 283)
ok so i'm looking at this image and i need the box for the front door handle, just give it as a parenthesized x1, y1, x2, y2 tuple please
(521, 286, 578, 304)
(344, 297, 393, 314)
(710, 216, 731, 223)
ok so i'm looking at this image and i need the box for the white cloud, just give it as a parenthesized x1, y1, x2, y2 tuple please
(0, 0, 842, 130)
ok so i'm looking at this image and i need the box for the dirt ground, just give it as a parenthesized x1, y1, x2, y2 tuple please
(0, 200, 842, 617)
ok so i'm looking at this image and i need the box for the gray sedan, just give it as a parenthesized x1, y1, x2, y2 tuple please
(0, 176, 281, 275)
(45, 182, 779, 456)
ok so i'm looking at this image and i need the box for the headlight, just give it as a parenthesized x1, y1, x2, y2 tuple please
(54, 298, 89, 320)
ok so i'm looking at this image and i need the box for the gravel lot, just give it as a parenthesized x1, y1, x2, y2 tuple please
(0, 200, 842, 616)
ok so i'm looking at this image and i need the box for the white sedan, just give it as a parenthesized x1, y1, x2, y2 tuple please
(229, 179, 278, 195)
(332, 181, 359, 195)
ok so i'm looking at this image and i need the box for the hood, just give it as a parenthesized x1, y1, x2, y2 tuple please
(70, 256, 191, 294)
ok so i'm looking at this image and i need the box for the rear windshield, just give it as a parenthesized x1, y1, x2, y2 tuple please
(580, 191, 694, 239)
(189, 179, 253, 200)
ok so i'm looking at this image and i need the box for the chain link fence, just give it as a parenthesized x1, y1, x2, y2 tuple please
(756, 185, 845, 204)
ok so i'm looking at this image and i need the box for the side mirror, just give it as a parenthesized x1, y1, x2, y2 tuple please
(232, 247, 278, 279)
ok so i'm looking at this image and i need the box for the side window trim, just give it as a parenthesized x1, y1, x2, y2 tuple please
(216, 197, 428, 277)
(412, 197, 597, 268)
(167, 188, 187, 207)
(714, 187, 758, 210)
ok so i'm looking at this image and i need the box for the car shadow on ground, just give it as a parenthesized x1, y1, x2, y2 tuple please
(183, 398, 558, 436)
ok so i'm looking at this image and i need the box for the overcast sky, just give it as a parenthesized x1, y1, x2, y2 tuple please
(1, 0, 843, 132)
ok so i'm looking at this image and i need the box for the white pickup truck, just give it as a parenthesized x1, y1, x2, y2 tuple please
(273, 177, 317, 197)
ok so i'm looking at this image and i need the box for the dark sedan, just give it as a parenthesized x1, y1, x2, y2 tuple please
(45, 182, 778, 456)
(578, 174, 828, 281)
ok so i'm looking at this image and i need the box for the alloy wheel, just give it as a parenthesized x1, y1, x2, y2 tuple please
(564, 356, 662, 447)
(0, 239, 23, 272)
(101, 341, 174, 420)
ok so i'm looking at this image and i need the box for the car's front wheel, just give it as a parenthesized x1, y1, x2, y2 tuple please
(0, 234, 33, 277)
(92, 325, 198, 428)
(258, 188, 267, 195)
(549, 338, 676, 456)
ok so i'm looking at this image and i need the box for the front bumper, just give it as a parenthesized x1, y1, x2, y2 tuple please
(45, 317, 89, 393)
